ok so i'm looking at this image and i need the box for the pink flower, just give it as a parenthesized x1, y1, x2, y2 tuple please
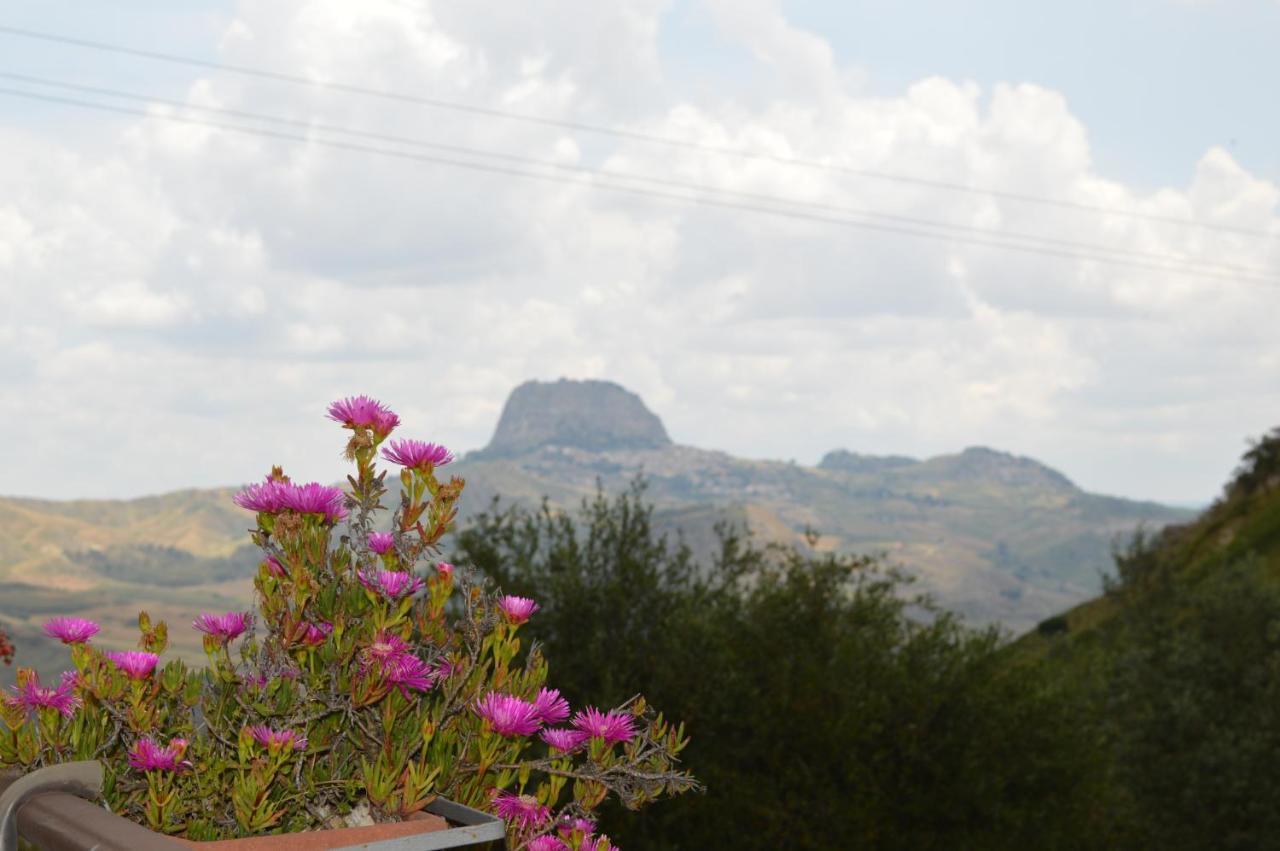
(571, 707, 637, 745)
(239, 673, 269, 693)
(107, 651, 159, 680)
(381, 439, 454, 470)
(263, 555, 287, 577)
(279, 482, 349, 524)
(472, 691, 543, 738)
(327, 396, 400, 436)
(491, 790, 550, 830)
(248, 725, 307, 752)
(557, 817, 596, 838)
(5, 671, 81, 718)
(367, 532, 395, 555)
(433, 657, 456, 682)
(42, 617, 99, 644)
(385, 655, 434, 697)
(360, 632, 412, 669)
(436, 561, 454, 579)
(498, 595, 539, 625)
(237, 478, 349, 523)
(233, 478, 288, 513)
(128, 736, 190, 772)
(359, 569, 425, 600)
(540, 727, 589, 752)
(299, 621, 333, 646)
(528, 837, 569, 851)
(532, 688, 570, 725)
(193, 611, 249, 642)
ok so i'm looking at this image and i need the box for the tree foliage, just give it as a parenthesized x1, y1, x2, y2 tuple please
(453, 482, 1105, 849)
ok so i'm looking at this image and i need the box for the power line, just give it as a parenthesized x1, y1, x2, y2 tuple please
(3, 84, 1277, 287)
(1, 23, 1274, 241)
(5, 71, 1274, 279)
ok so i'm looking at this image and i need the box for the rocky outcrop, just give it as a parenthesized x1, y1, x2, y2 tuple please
(478, 379, 672, 456)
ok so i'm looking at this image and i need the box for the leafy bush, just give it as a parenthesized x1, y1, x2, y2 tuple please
(1104, 555, 1280, 849)
(454, 484, 1106, 849)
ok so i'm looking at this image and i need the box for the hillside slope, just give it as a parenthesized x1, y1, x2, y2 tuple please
(1012, 426, 1280, 661)
(452, 437, 1188, 628)
(1000, 428, 1280, 847)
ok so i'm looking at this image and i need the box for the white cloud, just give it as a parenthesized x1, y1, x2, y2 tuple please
(0, 0, 1277, 504)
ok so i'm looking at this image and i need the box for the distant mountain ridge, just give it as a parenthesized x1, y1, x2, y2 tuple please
(0, 378, 1193, 684)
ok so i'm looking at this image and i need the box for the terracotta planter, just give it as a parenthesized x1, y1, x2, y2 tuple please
(171, 811, 449, 850)
(169, 800, 504, 850)
(0, 762, 505, 851)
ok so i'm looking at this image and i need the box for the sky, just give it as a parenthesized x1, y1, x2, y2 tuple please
(0, 0, 1277, 505)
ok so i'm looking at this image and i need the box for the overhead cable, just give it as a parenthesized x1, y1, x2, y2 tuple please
(0, 23, 1274, 240)
(3, 70, 1273, 279)
(1, 84, 1276, 286)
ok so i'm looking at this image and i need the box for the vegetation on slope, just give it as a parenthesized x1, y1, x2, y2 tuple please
(1011, 426, 1280, 848)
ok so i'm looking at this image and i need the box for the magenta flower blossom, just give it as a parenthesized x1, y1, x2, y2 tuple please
(360, 632, 412, 670)
(42, 616, 100, 644)
(233, 478, 288, 513)
(5, 671, 81, 718)
(359, 569, 425, 600)
(571, 707, 637, 745)
(299, 621, 333, 646)
(528, 837, 569, 851)
(381, 439, 455, 470)
(385, 655, 435, 697)
(279, 482, 349, 524)
(240, 673, 269, 694)
(358, 633, 433, 696)
(264, 555, 287, 578)
(193, 611, 249, 642)
(248, 725, 307, 752)
(327, 395, 400, 436)
(108, 651, 159, 680)
(472, 692, 543, 738)
(498, 595, 539, 625)
(557, 817, 596, 838)
(436, 561, 454, 579)
(367, 532, 395, 555)
(492, 790, 551, 829)
(236, 479, 348, 522)
(128, 737, 190, 773)
(533, 687, 570, 725)
(433, 657, 456, 682)
(540, 727, 589, 752)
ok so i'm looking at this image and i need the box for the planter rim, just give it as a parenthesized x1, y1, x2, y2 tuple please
(0, 763, 505, 851)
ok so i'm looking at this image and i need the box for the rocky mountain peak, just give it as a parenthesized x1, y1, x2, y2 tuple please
(943, 446, 1077, 490)
(479, 379, 672, 456)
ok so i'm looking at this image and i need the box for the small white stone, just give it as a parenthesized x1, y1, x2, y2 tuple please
(344, 800, 376, 827)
